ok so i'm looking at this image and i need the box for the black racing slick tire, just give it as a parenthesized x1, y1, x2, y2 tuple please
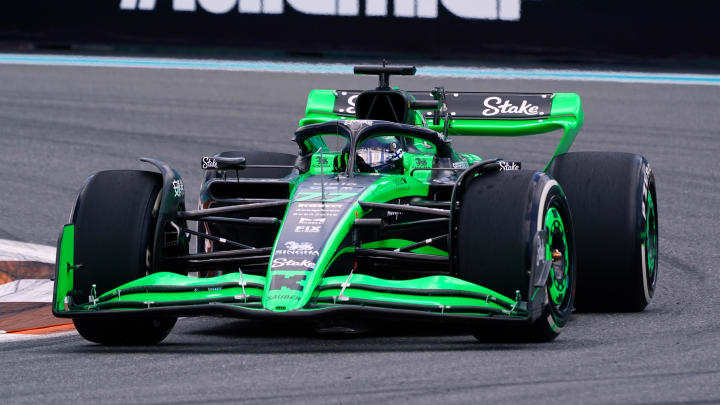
(73, 318, 177, 346)
(548, 152, 658, 312)
(71, 170, 176, 345)
(455, 170, 576, 343)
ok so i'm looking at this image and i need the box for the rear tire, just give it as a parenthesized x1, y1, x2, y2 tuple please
(455, 171, 576, 342)
(548, 152, 658, 312)
(71, 170, 176, 344)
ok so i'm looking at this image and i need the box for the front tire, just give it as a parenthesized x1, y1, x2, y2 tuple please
(71, 170, 177, 344)
(455, 170, 576, 342)
(73, 318, 177, 345)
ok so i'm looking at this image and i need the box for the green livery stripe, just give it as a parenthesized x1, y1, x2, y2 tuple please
(54, 224, 75, 312)
(317, 283, 513, 309)
(361, 239, 448, 256)
(62, 271, 520, 316)
(313, 298, 520, 317)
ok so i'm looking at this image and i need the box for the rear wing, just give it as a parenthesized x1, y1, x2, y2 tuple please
(301, 89, 584, 163)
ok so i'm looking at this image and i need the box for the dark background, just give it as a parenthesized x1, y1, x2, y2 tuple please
(1, 1, 718, 65)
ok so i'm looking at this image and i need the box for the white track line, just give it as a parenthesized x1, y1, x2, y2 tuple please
(0, 239, 56, 263)
(0, 279, 53, 302)
(0, 239, 56, 304)
(0, 330, 77, 342)
(0, 53, 719, 86)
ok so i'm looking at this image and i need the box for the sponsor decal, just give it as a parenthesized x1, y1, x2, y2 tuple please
(201, 156, 218, 169)
(498, 160, 521, 171)
(294, 192, 358, 202)
(275, 241, 320, 256)
(414, 157, 429, 168)
(269, 273, 307, 290)
(267, 293, 301, 301)
(452, 161, 469, 169)
(294, 226, 321, 233)
(271, 258, 316, 269)
(315, 156, 330, 166)
(333, 91, 359, 116)
(299, 217, 326, 225)
(482, 96, 542, 117)
(172, 179, 184, 198)
(342, 119, 376, 132)
(418, 93, 553, 120)
(335, 91, 358, 115)
(641, 164, 651, 219)
(271, 174, 373, 272)
(297, 203, 342, 209)
(285, 241, 313, 250)
(120, 0, 521, 21)
(293, 212, 336, 218)
(307, 182, 360, 192)
(293, 202, 344, 217)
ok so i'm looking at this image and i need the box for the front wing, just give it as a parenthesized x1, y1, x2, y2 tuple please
(55, 271, 534, 325)
(54, 216, 543, 325)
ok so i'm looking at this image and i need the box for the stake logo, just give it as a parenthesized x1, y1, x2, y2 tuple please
(120, 0, 522, 21)
(498, 160, 520, 171)
(201, 156, 218, 169)
(271, 258, 316, 269)
(482, 96, 543, 117)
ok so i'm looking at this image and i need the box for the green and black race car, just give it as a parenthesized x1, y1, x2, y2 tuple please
(53, 65, 659, 344)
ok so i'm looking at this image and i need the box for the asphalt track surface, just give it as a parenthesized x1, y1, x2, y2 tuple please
(0, 63, 719, 404)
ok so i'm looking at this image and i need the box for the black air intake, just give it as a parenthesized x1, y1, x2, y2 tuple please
(355, 90, 409, 123)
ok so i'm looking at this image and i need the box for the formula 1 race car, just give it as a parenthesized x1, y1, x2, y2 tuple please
(53, 65, 658, 344)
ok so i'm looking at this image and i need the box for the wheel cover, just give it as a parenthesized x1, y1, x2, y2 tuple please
(646, 191, 658, 284)
(545, 206, 569, 307)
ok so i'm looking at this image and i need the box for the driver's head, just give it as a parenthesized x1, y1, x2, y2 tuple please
(356, 136, 404, 173)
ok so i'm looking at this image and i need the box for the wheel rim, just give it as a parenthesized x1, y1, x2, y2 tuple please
(645, 191, 658, 286)
(545, 206, 570, 309)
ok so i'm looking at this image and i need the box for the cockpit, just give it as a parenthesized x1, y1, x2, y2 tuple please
(294, 120, 453, 177)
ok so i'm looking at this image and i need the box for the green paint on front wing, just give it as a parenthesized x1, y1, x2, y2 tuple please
(95, 271, 267, 300)
(59, 271, 522, 318)
(320, 273, 515, 307)
(78, 272, 266, 311)
(54, 224, 75, 312)
(362, 239, 448, 256)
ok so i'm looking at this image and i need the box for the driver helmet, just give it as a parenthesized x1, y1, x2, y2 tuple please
(356, 136, 404, 173)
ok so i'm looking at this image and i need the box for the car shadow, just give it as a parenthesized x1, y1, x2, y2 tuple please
(61, 317, 554, 354)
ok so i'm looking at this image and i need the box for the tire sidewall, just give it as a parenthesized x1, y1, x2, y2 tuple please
(530, 175, 575, 334)
(636, 160, 658, 306)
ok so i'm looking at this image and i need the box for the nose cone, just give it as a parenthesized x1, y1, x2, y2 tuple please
(264, 271, 311, 311)
(262, 175, 377, 312)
